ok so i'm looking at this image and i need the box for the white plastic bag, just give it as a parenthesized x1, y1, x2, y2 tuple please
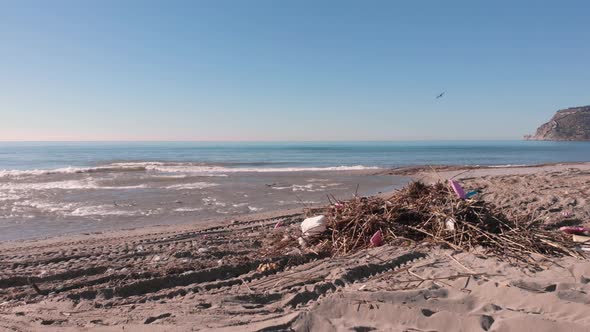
(301, 215, 327, 237)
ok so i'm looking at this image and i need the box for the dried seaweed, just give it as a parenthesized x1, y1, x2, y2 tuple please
(310, 181, 582, 266)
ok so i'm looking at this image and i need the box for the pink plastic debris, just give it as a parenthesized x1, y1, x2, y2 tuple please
(274, 221, 283, 229)
(370, 230, 383, 247)
(449, 180, 466, 199)
(560, 226, 590, 235)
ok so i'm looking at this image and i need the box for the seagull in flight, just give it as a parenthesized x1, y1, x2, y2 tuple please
(435, 92, 445, 99)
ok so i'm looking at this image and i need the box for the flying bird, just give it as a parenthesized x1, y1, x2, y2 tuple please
(435, 92, 445, 99)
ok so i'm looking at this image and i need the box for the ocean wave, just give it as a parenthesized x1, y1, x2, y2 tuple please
(272, 182, 343, 192)
(232, 203, 248, 208)
(202, 197, 226, 207)
(0, 163, 379, 178)
(174, 207, 204, 212)
(165, 182, 219, 190)
(0, 180, 146, 191)
(69, 205, 142, 216)
(487, 164, 529, 168)
(14, 200, 77, 213)
(13, 199, 149, 217)
(0, 192, 21, 201)
(145, 164, 378, 173)
(0, 165, 147, 178)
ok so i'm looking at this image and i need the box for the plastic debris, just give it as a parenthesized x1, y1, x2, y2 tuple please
(445, 218, 456, 231)
(560, 226, 590, 236)
(274, 221, 283, 229)
(466, 190, 479, 198)
(370, 230, 383, 247)
(301, 215, 327, 237)
(449, 180, 466, 199)
(562, 211, 573, 218)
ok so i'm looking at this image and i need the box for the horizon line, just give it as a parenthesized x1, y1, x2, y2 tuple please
(0, 138, 526, 143)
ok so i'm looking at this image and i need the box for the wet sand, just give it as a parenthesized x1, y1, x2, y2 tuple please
(1, 163, 590, 331)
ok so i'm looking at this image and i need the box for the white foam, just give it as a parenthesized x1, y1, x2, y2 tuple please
(271, 186, 291, 190)
(147, 164, 378, 174)
(97, 162, 378, 174)
(0, 165, 146, 178)
(174, 207, 204, 212)
(278, 200, 320, 205)
(13, 200, 146, 217)
(0, 192, 21, 201)
(0, 163, 378, 179)
(151, 174, 188, 179)
(202, 197, 226, 207)
(0, 180, 146, 191)
(166, 182, 219, 190)
(487, 164, 529, 168)
(69, 205, 141, 216)
(232, 203, 248, 208)
(272, 182, 343, 192)
(14, 200, 77, 213)
(248, 206, 262, 212)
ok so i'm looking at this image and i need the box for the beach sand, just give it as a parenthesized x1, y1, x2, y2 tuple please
(2, 163, 590, 331)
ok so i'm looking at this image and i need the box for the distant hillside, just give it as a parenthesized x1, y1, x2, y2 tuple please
(525, 105, 590, 141)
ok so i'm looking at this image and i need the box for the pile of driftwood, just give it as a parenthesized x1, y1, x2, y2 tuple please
(310, 181, 581, 264)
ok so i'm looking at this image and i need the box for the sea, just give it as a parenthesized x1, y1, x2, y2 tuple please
(1, 140, 590, 241)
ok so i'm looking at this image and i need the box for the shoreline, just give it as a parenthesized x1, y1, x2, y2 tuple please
(4, 161, 589, 247)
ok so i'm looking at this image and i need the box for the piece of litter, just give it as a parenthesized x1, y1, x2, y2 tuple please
(560, 226, 590, 236)
(465, 190, 478, 198)
(301, 215, 327, 237)
(445, 218, 456, 231)
(449, 180, 467, 199)
(359, 285, 367, 290)
(274, 221, 283, 229)
(370, 230, 383, 247)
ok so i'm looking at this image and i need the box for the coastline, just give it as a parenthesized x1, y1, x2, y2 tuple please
(1, 162, 590, 331)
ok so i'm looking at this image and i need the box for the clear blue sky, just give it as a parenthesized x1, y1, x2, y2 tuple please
(1, 0, 589, 141)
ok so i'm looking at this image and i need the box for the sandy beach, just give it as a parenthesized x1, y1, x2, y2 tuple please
(2, 163, 590, 331)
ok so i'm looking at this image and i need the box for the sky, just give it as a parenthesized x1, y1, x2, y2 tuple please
(1, 0, 589, 141)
